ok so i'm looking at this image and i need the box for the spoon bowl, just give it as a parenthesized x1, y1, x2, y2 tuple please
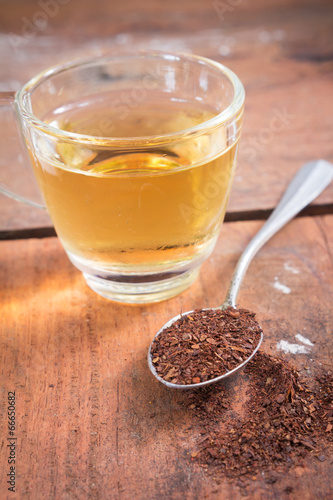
(148, 159, 333, 389)
(148, 306, 264, 389)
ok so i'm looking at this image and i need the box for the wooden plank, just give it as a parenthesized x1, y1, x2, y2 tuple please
(0, 0, 333, 231)
(0, 215, 332, 499)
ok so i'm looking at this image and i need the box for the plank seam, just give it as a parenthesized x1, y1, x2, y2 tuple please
(0, 204, 332, 241)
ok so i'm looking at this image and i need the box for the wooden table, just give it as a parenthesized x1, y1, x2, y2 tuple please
(0, 1, 332, 498)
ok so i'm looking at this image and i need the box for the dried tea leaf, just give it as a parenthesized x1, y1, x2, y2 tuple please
(191, 344, 200, 349)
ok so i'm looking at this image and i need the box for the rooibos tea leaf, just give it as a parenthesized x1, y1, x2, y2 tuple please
(150, 307, 262, 385)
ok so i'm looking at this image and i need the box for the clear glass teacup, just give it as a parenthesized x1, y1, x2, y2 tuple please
(0, 52, 244, 303)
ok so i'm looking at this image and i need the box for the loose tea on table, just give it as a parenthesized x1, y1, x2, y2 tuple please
(184, 352, 333, 483)
(150, 307, 262, 385)
(150, 305, 332, 484)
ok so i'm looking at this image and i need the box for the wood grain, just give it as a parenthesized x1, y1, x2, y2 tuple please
(0, 215, 332, 499)
(0, 0, 333, 231)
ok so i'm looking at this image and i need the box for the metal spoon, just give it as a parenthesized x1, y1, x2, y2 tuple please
(148, 159, 333, 389)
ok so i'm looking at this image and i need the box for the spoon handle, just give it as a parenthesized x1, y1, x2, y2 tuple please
(224, 159, 333, 308)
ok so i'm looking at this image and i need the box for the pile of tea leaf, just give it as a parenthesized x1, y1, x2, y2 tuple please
(150, 307, 262, 385)
(183, 352, 333, 482)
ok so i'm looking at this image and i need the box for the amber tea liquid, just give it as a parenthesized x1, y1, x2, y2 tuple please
(30, 97, 238, 277)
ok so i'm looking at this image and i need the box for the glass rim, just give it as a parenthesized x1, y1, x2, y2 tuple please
(16, 51, 245, 147)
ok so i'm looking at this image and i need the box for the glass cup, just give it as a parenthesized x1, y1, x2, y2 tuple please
(0, 52, 244, 303)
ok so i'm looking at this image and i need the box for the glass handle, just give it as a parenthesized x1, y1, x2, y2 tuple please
(0, 91, 46, 210)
